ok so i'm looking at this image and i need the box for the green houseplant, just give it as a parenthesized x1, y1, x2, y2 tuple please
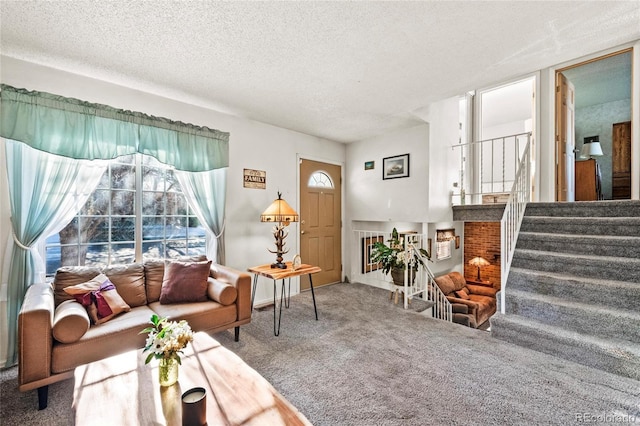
(370, 228, 430, 286)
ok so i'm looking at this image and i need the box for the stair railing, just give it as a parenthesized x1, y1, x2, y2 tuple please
(406, 243, 452, 322)
(500, 136, 531, 313)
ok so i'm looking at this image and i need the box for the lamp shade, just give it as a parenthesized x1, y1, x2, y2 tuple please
(579, 141, 604, 159)
(260, 192, 299, 225)
(468, 256, 490, 267)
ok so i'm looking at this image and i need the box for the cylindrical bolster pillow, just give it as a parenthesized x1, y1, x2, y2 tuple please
(52, 300, 90, 343)
(207, 277, 237, 306)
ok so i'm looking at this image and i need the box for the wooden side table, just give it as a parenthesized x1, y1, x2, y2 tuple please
(247, 262, 322, 336)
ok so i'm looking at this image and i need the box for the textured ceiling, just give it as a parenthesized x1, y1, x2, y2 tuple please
(1, 1, 639, 143)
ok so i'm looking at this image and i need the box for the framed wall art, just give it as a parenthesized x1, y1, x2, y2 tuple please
(382, 154, 410, 180)
(361, 235, 384, 273)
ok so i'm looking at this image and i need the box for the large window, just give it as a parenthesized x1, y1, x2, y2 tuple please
(45, 154, 205, 275)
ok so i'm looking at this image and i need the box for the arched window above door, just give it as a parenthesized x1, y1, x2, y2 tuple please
(308, 171, 334, 188)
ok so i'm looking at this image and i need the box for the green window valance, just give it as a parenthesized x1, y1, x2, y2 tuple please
(0, 84, 229, 171)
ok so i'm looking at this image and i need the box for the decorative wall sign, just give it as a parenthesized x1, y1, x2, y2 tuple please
(243, 168, 266, 189)
(382, 154, 410, 179)
(364, 161, 375, 170)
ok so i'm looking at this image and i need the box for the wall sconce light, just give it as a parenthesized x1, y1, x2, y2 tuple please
(260, 192, 299, 269)
(468, 256, 490, 282)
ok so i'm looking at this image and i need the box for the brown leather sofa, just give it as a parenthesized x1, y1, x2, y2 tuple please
(18, 258, 252, 409)
(434, 271, 497, 328)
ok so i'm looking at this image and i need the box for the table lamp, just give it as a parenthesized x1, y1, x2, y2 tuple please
(260, 192, 299, 269)
(468, 256, 490, 282)
(579, 136, 604, 159)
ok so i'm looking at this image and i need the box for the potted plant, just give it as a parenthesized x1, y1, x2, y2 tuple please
(370, 228, 430, 286)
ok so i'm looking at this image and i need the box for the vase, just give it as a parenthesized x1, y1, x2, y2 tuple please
(158, 357, 179, 387)
(390, 268, 416, 286)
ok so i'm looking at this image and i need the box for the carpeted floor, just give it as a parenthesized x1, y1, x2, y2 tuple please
(2, 282, 639, 425)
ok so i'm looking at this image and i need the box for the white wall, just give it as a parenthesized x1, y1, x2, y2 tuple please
(0, 56, 346, 313)
(346, 124, 429, 223)
(425, 97, 460, 223)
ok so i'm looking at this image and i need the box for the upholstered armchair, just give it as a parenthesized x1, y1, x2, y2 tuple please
(434, 271, 497, 328)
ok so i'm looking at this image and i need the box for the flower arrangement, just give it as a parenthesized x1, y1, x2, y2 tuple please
(141, 314, 194, 365)
(370, 228, 430, 275)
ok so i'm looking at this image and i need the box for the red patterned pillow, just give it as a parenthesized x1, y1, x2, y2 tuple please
(63, 274, 131, 324)
(159, 260, 212, 304)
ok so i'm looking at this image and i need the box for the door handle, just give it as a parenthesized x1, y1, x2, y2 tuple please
(301, 230, 305, 235)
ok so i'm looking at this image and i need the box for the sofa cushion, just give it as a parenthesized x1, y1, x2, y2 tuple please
(103, 263, 147, 308)
(455, 287, 470, 300)
(207, 277, 237, 306)
(160, 260, 212, 304)
(145, 256, 209, 303)
(149, 301, 236, 333)
(52, 305, 153, 374)
(448, 272, 467, 291)
(144, 259, 166, 303)
(63, 274, 131, 324)
(53, 266, 102, 306)
(434, 275, 455, 295)
(52, 300, 90, 343)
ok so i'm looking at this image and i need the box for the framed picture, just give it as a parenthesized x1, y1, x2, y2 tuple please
(364, 161, 375, 170)
(382, 154, 410, 179)
(362, 236, 384, 273)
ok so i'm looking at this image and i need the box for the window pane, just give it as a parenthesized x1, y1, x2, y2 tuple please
(111, 164, 136, 190)
(166, 239, 188, 258)
(165, 170, 182, 193)
(166, 192, 187, 215)
(308, 171, 333, 188)
(142, 166, 166, 191)
(166, 216, 187, 239)
(85, 244, 109, 268)
(112, 190, 134, 215)
(81, 190, 109, 215)
(143, 241, 165, 259)
(142, 192, 164, 215)
(111, 217, 135, 242)
(143, 216, 165, 241)
(110, 242, 135, 264)
(80, 217, 109, 243)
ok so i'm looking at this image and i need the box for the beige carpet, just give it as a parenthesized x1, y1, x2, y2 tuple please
(2, 282, 639, 425)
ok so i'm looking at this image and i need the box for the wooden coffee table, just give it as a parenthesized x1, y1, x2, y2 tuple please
(73, 332, 311, 425)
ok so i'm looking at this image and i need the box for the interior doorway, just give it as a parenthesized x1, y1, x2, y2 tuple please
(555, 49, 633, 201)
(299, 159, 342, 289)
(473, 76, 535, 202)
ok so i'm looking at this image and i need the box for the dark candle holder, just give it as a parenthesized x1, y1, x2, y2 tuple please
(181, 387, 206, 426)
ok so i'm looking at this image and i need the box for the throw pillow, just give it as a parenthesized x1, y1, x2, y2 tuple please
(455, 287, 471, 300)
(207, 277, 238, 306)
(159, 260, 212, 304)
(63, 274, 131, 324)
(52, 300, 90, 343)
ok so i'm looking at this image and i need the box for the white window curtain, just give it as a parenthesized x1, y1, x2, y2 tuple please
(0, 84, 229, 368)
(175, 168, 227, 265)
(1, 140, 106, 367)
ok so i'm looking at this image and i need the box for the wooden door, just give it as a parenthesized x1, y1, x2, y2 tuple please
(299, 159, 341, 289)
(555, 73, 576, 201)
(612, 121, 631, 199)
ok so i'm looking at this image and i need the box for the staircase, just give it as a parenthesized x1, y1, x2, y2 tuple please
(491, 200, 640, 381)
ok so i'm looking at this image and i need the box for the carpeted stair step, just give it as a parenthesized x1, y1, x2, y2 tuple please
(507, 268, 640, 311)
(504, 289, 640, 342)
(524, 200, 640, 217)
(511, 249, 640, 282)
(516, 232, 640, 258)
(519, 216, 640, 236)
(490, 313, 640, 381)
